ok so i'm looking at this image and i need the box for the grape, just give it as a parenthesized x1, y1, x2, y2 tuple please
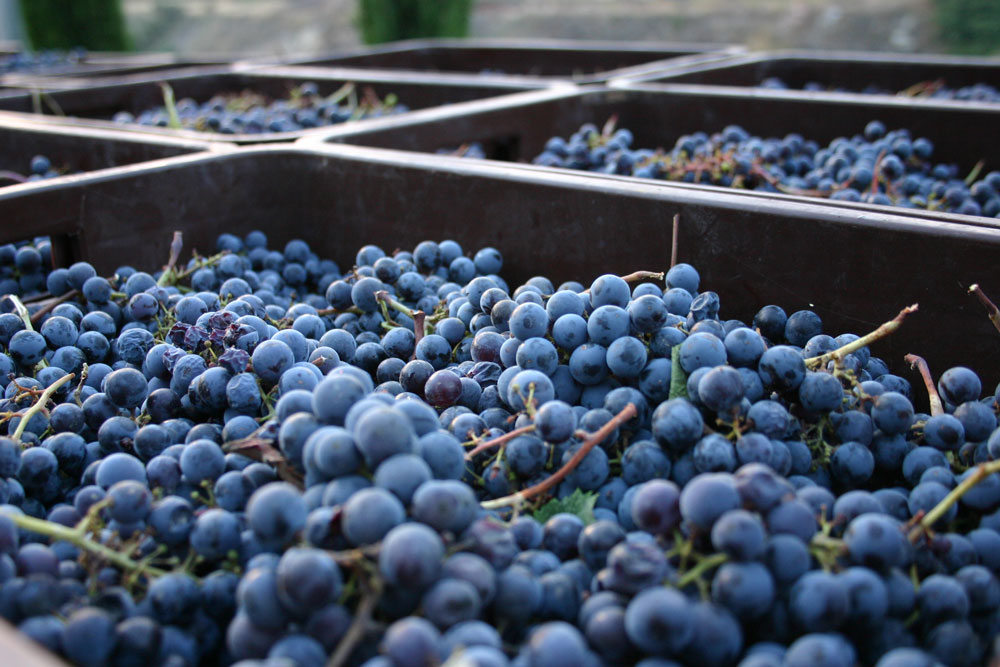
(784, 633, 856, 667)
(342, 488, 405, 545)
(378, 523, 444, 589)
(353, 406, 418, 468)
(711, 509, 766, 560)
(937, 367, 981, 406)
(679, 473, 740, 531)
(790, 571, 849, 632)
(62, 607, 118, 666)
(651, 398, 704, 453)
(624, 587, 694, 655)
(916, 574, 970, 625)
(872, 392, 915, 435)
(245, 482, 307, 547)
(411, 480, 477, 534)
(711, 561, 775, 620)
(106, 480, 152, 524)
(629, 479, 681, 535)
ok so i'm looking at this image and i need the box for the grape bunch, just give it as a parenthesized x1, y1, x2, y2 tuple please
(0, 49, 87, 75)
(0, 224, 996, 667)
(111, 83, 409, 135)
(0, 236, 55, 300)
(532, 119, 1000, 217)
(760, 76, 1000, 103)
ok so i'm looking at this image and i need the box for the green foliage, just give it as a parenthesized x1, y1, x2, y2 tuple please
(934, 0, 1000, 55)
(357, 0, 473, 45)
(18, 0, 132, 51)
(669, 345, 688, 400)
(533, 488, 597, 525)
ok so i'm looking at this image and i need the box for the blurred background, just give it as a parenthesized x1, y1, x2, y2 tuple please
(0, 0, 997, 56)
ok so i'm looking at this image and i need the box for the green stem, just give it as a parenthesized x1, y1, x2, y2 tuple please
(375, 291, 414, 318)
(9, 512, 167, 578)
(481, 403, 637, 511)
(676, 552, 728, 588)
(6, 295, 33, 332)
(160, 83, 182, 130)
(805, 304, 918, 370)
(909, 460, 1000, 542)
(12, 372, 74, 443)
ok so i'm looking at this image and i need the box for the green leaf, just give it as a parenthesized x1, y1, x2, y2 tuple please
(669, 345, 688, 400)
(533, 489, 597, 525)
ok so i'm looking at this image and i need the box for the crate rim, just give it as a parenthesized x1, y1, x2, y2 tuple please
(4, 140, 1000, 247)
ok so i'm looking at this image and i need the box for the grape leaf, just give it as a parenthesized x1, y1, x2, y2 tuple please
(669, 344, 688, 399)
(533, 488, 597, 525)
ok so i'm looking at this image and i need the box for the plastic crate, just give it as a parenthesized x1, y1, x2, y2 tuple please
(1, 142, 998, 383)
(307, 84, 1000, 224)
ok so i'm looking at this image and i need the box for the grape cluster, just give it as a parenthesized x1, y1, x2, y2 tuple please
(111, 83, 409, 135)
(760, 76, 1000, 103)
(0, 49, 87, 75)
(0, 236, 55, 300)
(0, 226, 997, 667)
(532, 119, 1000, 217)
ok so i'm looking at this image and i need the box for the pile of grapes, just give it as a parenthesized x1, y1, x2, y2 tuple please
(110, 82, 408, 135)
(0, 49, 87, 75)
(0, 225, 997, 667)
(760, 76, 1000, 103)
(0, 156, 61, 189)
(532, 119, 1000, 217)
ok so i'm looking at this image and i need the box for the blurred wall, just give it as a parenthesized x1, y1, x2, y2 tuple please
(0, 0, 25, 42)
(120, 0, 944, 57)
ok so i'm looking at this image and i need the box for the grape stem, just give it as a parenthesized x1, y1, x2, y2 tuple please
(7, 511, 167, 578)
(5, 294, 33, 332)
(670, 213, 680, 269)
(28, 289, 80, 326)
(581, 272, 664, 295)
(12, 371, 74, 443)
(675, 551, 727, 589)
(804, 304, 918, 370)
(156, 231, 186, 286)
(480, 403, 637, 510)
(969, 284, 1000, 336)
(465, 424, 537, 461)
(326, 578, 380, 667)
(412, 310, 426, 350)
(908, 459, 1000, 542)
(904, 354, 943, 416)
(375, 291, 413, 318)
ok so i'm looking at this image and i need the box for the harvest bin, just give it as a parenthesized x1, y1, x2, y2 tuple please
(309, 84, 1000, 224)
(263, 38, 742, 84)
(0, 67, 555, 144)
(615, 50, 1000, 97)
(0, 116, 222, 185)
(0, 143, 998, 395)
